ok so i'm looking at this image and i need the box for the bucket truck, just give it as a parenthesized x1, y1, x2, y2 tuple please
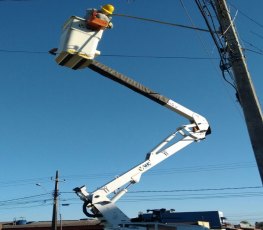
(53, 13, 211, 230)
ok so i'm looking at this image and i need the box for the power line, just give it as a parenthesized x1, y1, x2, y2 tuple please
(0, 193, 51, 203)
(1, 186, 261, 203)
(242, 39, 263, 54)
(60, 191, 263, 203)
(0, 198, 53, 207)
(0, 177, 53, 188)
(179, 0, 244, 123)
(229, 3, 263, 29)
(113, 13, 212, 33)
(60, 185, 263, 195)
(251, 30, 263, 40)
(101, 54, 218, 60)
(147, 162, 256, 175)
(195, 0, 238, 93)
(0, 49, 219, 60)
(60, 162, 256, 182)
(122, 193, 263, 202)
(244, 48, 263, 56)
(0, 162, 257, 188)
(129, 186, 262, 193)
(0, 186, 261, 210)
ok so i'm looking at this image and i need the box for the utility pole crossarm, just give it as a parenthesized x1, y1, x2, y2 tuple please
(213, 0, 263, 183)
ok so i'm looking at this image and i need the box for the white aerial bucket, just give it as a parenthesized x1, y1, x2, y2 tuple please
(55, 16, 104, 70)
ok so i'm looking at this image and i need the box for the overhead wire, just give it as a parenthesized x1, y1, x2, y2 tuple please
(180, 0, 235, 90)
(0, 193, 51, 203)
(226, 3, 263, 60)
(145, 162, 256, 175)
(0, 193, 53, 210)
(0, 48, 220, 60)
(0, 162, 257, 188)
(243, 48, 263, 56)
(0, 1, 261, 211)
(242, 39, 263, 54)
(129, 186, 263, 193)
(101, 54, 219, 60)
(227, 3, 263, 57)
(0, 4, 260, 223)
(178, 0, 244, 122)
(179, 0, 228, 75)
(228, 2, 263, 29)
(195, 0, 237, 90)
(0, 185, 261, 210)
(0, 48, 260, 57)
(125, 191, 263, 198)
(121, 185, 263, 202)
(0, 177, 54, 188)
(122, 193, 263, 202)
(59, 185, 262, 195)
(60, 162, 257, 181)
(112, 13, 212, 33)
(0, 10, 217, 61)
(251, 30, 263, 40)
(0, 43, 261, 58)
(193, 0, 246, 117)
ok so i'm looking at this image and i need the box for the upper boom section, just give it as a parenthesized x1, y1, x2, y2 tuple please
(88, 60, 211, 137)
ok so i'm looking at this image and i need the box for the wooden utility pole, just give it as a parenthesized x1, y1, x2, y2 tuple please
(52, 170, 59, 230)
(213, 0, 263, 184)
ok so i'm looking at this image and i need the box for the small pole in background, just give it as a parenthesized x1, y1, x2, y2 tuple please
(52, 170, 59, 230)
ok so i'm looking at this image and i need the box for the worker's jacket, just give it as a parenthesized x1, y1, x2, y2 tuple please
(85, 9, 113, 30)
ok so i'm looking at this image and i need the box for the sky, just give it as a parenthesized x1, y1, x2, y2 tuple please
(0, 0, 263, 225)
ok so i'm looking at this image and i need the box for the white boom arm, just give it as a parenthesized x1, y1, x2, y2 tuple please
(73, 60, 210, 230)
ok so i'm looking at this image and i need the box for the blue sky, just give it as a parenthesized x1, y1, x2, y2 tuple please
(0, 0, 262, 225)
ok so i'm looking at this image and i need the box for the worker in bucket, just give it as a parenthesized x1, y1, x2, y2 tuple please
(85, 4, 114, 30)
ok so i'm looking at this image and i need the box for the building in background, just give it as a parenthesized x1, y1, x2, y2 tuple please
(131, 209, 226, 229)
